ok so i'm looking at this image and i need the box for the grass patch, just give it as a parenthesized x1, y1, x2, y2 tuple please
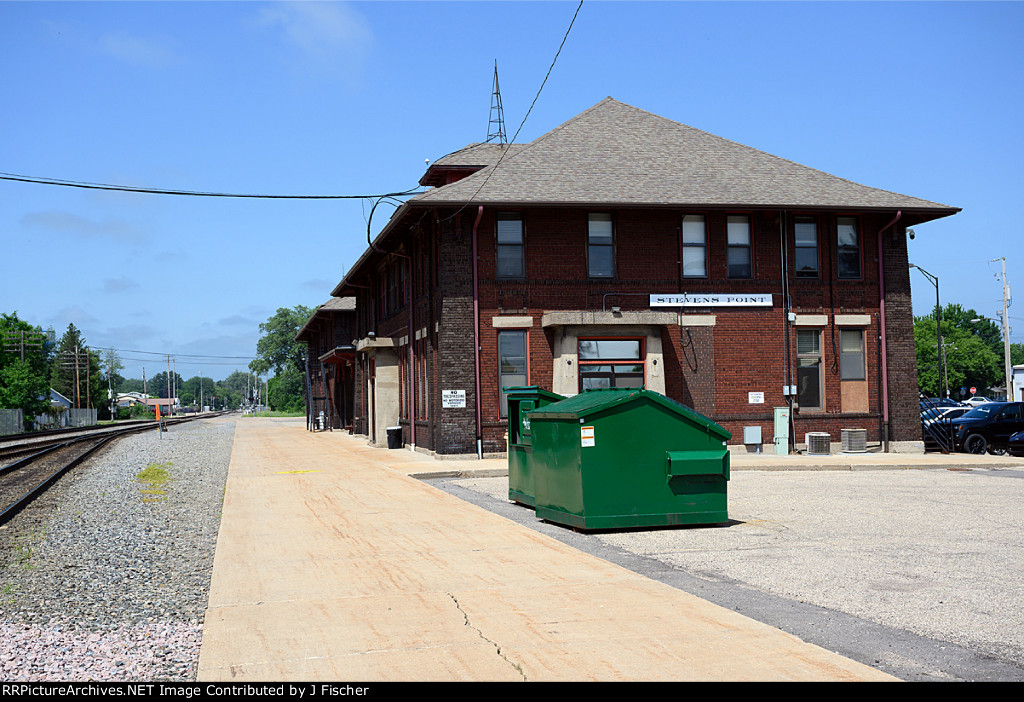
(13, 540, 35, 570)
(0, 582, 16, 604)
(137, 462, 173, 502)
(244, 410, 305, 418)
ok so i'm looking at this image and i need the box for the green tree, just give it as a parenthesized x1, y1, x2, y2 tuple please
(148, 370, 184, 401)
(180, 376, 216, 407)
(251, 305, 313, 412)
(915, 304, 1002, 399)
(0, 359, 51, 423)
(216, 370, 251, 408)
(120, 377, 146, 394)
(253, 305, 314, 375)
(49, 324, 104, 410)
(267, 365, 305, 413)
(103, 349, 125, 395)
(0, 313, 53, 423)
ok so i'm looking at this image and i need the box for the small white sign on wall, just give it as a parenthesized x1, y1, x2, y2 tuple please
(581, 425, 595, 447)
(748, 391, 765, 404)
(442, 390, 466, 408)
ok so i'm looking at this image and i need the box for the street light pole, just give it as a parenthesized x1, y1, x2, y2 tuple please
(910, 263, 945, 398)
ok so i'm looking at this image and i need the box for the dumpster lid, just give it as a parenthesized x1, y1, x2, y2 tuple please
(502, 385, 565, 402)
(529, 388, 731, 441)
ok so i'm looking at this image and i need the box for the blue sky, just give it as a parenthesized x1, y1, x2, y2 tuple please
(2, 1, 1022, 382)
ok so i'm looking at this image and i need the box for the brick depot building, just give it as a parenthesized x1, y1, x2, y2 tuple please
(328, 98, 959, 456)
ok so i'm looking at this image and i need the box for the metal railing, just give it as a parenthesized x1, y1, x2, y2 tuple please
(920, 393, 956, 454)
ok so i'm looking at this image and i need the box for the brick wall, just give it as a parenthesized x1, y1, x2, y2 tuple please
(347, 205, 919, 454)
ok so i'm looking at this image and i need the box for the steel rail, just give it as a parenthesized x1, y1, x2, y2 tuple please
(0, 411, 233, 525)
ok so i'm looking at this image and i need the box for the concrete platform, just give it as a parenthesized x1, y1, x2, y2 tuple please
(195, 418, 919, 681)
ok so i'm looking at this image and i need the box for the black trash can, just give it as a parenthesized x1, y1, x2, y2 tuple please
(386, 426, 402, 449)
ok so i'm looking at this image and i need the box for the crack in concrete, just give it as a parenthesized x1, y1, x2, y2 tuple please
(447, 591, 527, 681)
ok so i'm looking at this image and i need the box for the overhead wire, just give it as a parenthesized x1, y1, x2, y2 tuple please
(0, 172, 425, 201)
(441, 0, 583, 224)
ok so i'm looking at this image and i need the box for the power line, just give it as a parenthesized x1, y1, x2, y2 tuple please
(0, 172, 424, 201)
(443, 0, 583, 223)
(92, 345, 255, 360)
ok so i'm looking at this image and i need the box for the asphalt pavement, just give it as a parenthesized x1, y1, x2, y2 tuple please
(428, 456, 1024, 681)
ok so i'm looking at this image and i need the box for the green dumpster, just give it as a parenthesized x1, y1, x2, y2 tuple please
(527, 388, 732, 530)
(505, 386, 565, 506)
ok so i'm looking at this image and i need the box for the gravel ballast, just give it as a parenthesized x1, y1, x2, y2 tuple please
(0, 417, 235, 681)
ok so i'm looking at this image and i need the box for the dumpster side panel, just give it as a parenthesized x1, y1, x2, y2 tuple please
(532, 417, 586, 526)
(580, 402, 729, 529)
(507, 445, 534, 506)
(505, 389, 564, 506)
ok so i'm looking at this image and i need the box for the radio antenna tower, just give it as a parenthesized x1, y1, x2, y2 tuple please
(486, 60, 507, 145)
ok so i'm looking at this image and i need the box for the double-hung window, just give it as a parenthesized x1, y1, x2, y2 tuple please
(496, 213, 524, 278)
(727, 215, 752, 278)
(796, 329, 823, 410)
(681, 214, 707, 278)
(587, 213, 614, 278)
(794, 216, 819, 278)
(498, 330, 527, 417)
(578, 338, 645, 392)
(840, 329, 865, 381)
(837, 216, 861, 278)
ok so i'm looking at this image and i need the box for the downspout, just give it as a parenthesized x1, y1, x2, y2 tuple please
(407, 255, 415, 451)
(780, 210, 794, 453)
(473, 205, 484, 459)
(878, 210, 902, 452)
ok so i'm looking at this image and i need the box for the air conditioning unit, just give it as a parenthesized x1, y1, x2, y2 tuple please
(841, 428, 867, 453)
(805, 432, 831, 455)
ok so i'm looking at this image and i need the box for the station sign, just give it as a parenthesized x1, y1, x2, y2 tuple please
(650, 293, 773, 308)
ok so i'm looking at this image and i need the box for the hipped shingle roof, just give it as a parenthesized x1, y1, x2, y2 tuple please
(411, 97, 957, 215)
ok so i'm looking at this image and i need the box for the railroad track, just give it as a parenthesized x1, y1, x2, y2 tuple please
(0, 411, 233, 525)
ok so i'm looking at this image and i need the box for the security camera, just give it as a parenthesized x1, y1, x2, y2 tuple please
(907, 228, 916, 240)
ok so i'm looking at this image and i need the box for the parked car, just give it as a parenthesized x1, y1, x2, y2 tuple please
(949, 402, 1024, 454)
(962, 396, 993, 407)
(1009, 430, 1024, 457)
(922, 406, 970, 426)
(928, 397, 963, 408)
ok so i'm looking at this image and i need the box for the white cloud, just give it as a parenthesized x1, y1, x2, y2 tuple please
(218, 314, 259, 327)
(99, 31, 180, 69)
(100, 276, 140, 294)
(255, 1, 372, 82)
(301, 278, 335, 292)
(49, 306, 99, 329)
(21, 211, 147, 242)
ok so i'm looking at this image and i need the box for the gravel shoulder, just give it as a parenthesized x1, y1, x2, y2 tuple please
(0, 417, 234, 682)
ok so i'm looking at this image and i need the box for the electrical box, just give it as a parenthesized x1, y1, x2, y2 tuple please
(743, 425, 762, 445)
(773, 406, 790, 456)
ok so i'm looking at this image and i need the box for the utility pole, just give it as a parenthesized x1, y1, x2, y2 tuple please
(75, 345, 81, 409)
(995, 257, 1013, 401)
(167, 354, 172, 416)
